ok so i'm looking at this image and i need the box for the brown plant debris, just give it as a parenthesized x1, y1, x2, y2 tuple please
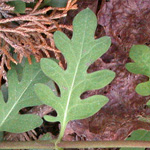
(0, 0, 77, 84)
(98, 0, 150, 49)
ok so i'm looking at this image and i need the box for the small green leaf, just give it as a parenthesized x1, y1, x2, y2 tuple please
(0, 57, 49, 133)
(7, 0, 26, 13)
(121, 130, 150, 150)
(139, 116, 150, 123)
(50, 0, 67, 7)
(42, 0, 51, 6)
(139, 99, 150, 122)
(30, 133, 53, 150)
(13, 55, 26, 81)
(126, 45, 150, 96)
(136, 81, 150, 96)
(39, 0, 67, 8)
(146, 100, 150, 107)
(35, 8, 115, 143)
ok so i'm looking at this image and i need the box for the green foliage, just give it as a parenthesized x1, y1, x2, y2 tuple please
(39, 0, 68, 8)
(125, 45, 150, 149)
(0, 58, 49, 133)
(138, 101, 150, 123)
(7, 0, 26, 13)
(30, 133, 53, 150)
(34, 8, 115, 142)
(126, 45, 150, 96)
(121, 130, 150, 150)
(49, 0, 68, 7)
(7, 0, 68, 13)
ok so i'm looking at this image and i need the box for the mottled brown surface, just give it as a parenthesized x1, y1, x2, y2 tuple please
(98, 0, 150, 48)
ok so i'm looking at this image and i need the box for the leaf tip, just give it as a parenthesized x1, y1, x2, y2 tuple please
(107, 70, 116, 82)
(54, 30, 62, 39)
(111, 70, 116, 79)
(44, 115, 59, 123)
(136, 81, 150, 96)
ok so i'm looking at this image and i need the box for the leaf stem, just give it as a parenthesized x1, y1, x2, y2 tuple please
(0, 141, 150, 149)
(55, 122, 68, 146)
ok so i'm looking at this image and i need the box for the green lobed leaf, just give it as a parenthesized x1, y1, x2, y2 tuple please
(34, 8, 115, 142)
(0, 57, 49, 133)
(125, 45, 150, 150)
(121, 130, 150, 150)
(126, 45, 150, 96)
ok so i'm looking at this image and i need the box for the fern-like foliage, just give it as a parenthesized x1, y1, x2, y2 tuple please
(34, 8, 115, 142)
(126, 45, 150, 96)
(0, 58, 49, 133)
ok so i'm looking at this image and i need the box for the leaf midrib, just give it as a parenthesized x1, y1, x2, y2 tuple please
(62, 15, 88, 127)
(0, 70, 41, 128)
